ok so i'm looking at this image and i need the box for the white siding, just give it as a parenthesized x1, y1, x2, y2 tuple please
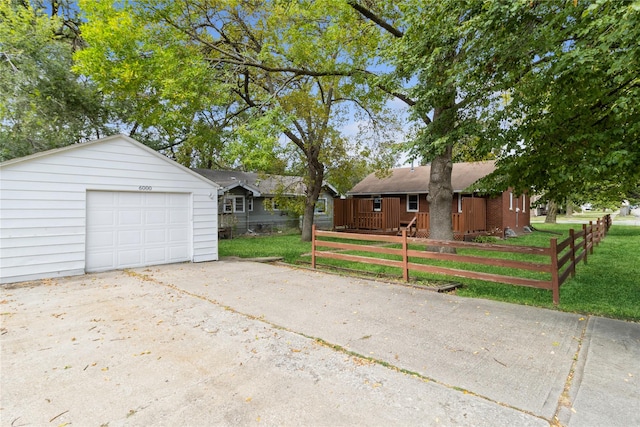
(0, 135, 218, 284)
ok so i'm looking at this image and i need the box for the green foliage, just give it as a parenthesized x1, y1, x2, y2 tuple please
(0, 0, 110, 161)
(75, 0, 235, 166)
(76, 0, 399, 241)
(472, 235, 499, 244)
(357, 0, 638, 232)
(480, 0, 640, 205)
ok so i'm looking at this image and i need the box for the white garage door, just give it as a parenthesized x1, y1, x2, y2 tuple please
(86, 191, 191, 272)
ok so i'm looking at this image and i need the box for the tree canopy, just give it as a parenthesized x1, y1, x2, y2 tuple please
(0, 0, 110, 161)
(75, 0, 399, 240)
(477, 0, 640, 207)
(350, 0, 639, 234)
(4, 0, 637, 240)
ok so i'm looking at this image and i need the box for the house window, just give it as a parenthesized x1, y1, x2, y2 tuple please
(223, 198, 233, 213)
(315, 198, 327, 214)
(457, 193, 462, 213)
(223, 196, 244, 213)
(234, 197, 245, 213)
(247, 197, 253, 212)
(268, 199, 281, 211)
(522, 196, 526, 212)
(373, 198, 382, 212)
(407, 194, 419, 212)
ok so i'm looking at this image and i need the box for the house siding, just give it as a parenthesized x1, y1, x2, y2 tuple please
(500, 191, 530, 232)
(0, 135, 218, 284)
(219, 190, 334, 235)
(485, 191, 531, 234)
(486, 196, 504, 232)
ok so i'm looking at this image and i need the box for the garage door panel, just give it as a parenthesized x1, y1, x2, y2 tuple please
(119, 192, 145, 206)
(91, 210, 115, 226)
(118, 211, 143, 226)
(89, 252, 115, 271)
(117, 250, 142, 267)
(144, 230, 166, 244)
(146, 194, 166, 207)
(118, 230, 142, 245)
(90, 231, 116, 248)
(167, 193, 186, 206)
(86, 191, 191, 272)
(91, 192, 116, 206)
(145, 248, 167, 263)
(146, 210, 167, 224)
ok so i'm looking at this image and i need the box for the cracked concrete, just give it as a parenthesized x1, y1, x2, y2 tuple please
(1, 260, 638, 426)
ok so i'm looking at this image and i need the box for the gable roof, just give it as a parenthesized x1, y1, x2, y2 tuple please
(0, 134, 220, 189)
(193, 169, 339, 197)
(348, 161, 496, 196)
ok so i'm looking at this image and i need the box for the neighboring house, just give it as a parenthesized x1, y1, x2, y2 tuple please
(0, 134, 219, 285)
(192, 169, 339, 236)
(337, 161, 530, 239)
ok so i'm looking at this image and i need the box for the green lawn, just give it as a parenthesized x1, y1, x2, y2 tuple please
(218, 224, 640, 321)
(218, 231, 311, 264)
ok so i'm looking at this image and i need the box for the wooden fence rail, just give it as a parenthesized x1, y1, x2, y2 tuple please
(312, 215, 610, 304)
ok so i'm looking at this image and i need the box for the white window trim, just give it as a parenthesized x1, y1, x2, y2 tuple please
(509, 192, 513, 210)
(223, 198, 233, 213)
(407, 194, 419, 212)
(522, 195, 526, 213)
(373, 197, 382, 212)
(247, 197, 253, 212)
(457, 193, 462, 213)
(234, 196, 245, 213)
(315, 197, 327, 215)
(223, 195, 245, 213)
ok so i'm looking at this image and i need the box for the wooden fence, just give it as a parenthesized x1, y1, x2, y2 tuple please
(312, 215, 611, 304)
(336, 197, 488, 237)
(334, 197, 401, 230)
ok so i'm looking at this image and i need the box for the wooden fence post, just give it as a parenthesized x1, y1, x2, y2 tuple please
(569, 229, 576, 278)
(598, 217, 604, 242)
(311, 224, 316, 269)
(402, 229, 409, 281)
(589, 221, 594, 255)
(550, 237, 560, 305)
(582, 224, 588, 265)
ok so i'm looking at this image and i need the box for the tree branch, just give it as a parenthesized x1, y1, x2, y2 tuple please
(347, 1, 404, 38)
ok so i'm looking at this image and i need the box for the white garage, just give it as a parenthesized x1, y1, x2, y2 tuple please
(0, 134, 219, 284)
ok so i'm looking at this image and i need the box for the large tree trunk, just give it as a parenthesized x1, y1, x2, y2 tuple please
(565, 197, 573, 217)
(545, 200, 558, 223)
(300, 156, 324, 242)
(427, 145, 454, 251)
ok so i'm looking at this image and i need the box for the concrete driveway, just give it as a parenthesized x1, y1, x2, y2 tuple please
(1, 260, 638, 426)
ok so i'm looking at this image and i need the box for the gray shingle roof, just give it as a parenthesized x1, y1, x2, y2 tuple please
(193, 169, 338, 197)
(348, 161, 496, 195)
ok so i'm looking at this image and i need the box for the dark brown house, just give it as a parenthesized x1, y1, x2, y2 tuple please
(335, 161, 530, 239)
